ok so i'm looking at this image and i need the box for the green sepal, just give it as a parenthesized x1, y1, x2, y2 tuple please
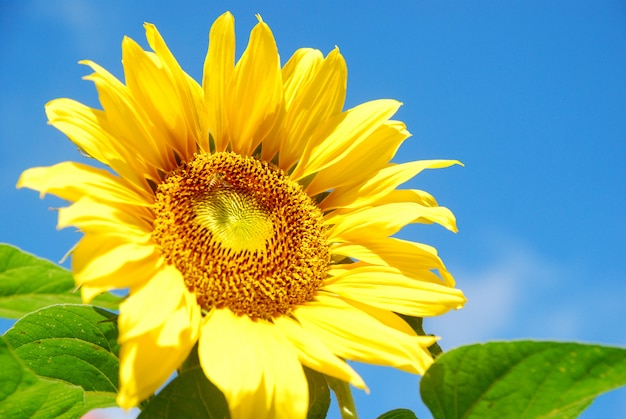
(398, 314, 442, 358)
(304, 367, 331, 419)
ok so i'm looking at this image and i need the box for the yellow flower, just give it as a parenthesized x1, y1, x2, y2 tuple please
(18, 12, 466, 419)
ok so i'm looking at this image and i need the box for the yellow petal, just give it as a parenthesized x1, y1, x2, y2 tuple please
(156, 287, 202, 347)
(225, 17, 283, 156)
(291, 99, 401, 180)
(117, 294, 199, 408)
(324, 265, 466, 317)
(122, 36, 183, 142)
(203, 12, 236, 152)
(281, 48, 323, 108)
(294, 293, 435, 374)
(144, 23, 208, 160)
(363, 189, 459, 232)
(324, 159, 462, 210)
(58, 197, 152, 238)
(308, 120, 409, 197)
(331, 237, 456, 286)
(44, 98, 149, 188)
(261, 48, 324, 163)
(80, 59, 176, 174)
(118, 264, 190, 342)
(17, 162, 151, 207)
(278, 48, 347, 171)
(199, 309, 308, 419)
(327, 202, 456, 244)
(72, 233, 160, 295)
(273, 316, 366, 390)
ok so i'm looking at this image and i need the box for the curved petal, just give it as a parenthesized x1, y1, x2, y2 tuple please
(72, 233, 160, 295)
(118, 263, 192, 342)
(294, 293, 435, 374)
(117, 288, 200, 408)
(278, 48, 347, 171)
(323, 265, 466, 317)
(262, 48, 321, 163)
(80, 59, 175, 174)
(324, 159, 462, 210)
(17, 162, 152, 208)
(145, 23, 208, 160)
(273, 316, 365, 390)
(78, 248, 160, 303)
(203, 12, 236, 152)
(331, 237, 456, 286)
(199, 309, 308, 419)
(58, 197, 152, 238)
(44, 98, 149, 188)
(327, 202, 457, 244)
(291, 99, 401, 180)
(225, 17, 283, 156)
(309, 120, 409, 197)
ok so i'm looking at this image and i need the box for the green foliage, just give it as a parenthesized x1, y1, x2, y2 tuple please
(0, 244, 121, 318)
(377, 408, 419, 419)
(0, 305, 120, 418)
(421, 341, 626, 419)
(4, 304, 120, 392)
(139, 344, 229, 419)
(305, 367, 331, 419)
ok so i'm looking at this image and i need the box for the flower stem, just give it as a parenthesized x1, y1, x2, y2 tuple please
(326, 375, 358, 419)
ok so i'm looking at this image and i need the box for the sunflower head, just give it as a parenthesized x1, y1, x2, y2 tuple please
(18, 12, 465, 419)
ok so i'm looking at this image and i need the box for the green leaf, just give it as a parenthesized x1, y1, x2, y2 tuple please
(304, 367, 330, 419)
(4, 304, 120, 393)
(420, 341, 626, 419)
(0, 305, 120, 418)
(0, 244, 121, 318)
(139, 346, 230, 419)
(377, 408, 419, 419)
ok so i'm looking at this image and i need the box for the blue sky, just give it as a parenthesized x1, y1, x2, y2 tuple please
(2, 1, 626, 418)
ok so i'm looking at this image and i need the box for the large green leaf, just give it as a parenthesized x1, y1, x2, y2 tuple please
(420, 341, 626, 419)
(0, 243, 121, 318)
(0, 304, 120, 418)
(4, 304, 120, 392)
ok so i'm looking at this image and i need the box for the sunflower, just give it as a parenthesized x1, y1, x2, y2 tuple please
(18, 12, 466, 419)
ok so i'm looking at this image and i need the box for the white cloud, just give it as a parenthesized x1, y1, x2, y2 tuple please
(424, 232, 624, 349)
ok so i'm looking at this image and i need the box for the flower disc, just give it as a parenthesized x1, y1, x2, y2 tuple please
(152, 152, 330, 319)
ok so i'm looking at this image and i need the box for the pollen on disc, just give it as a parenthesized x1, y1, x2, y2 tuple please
(152, 152, 330, 320)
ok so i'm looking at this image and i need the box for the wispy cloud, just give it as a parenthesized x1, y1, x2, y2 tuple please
(427, 232, 626, 349)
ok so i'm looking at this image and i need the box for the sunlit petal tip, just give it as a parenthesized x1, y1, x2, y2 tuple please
(80, 284, 105, 304)
(15, 168, 34, 191)
(143, 22, 165, 49)
(116, 391, 139, 411)
(214, 11, 235, 29)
